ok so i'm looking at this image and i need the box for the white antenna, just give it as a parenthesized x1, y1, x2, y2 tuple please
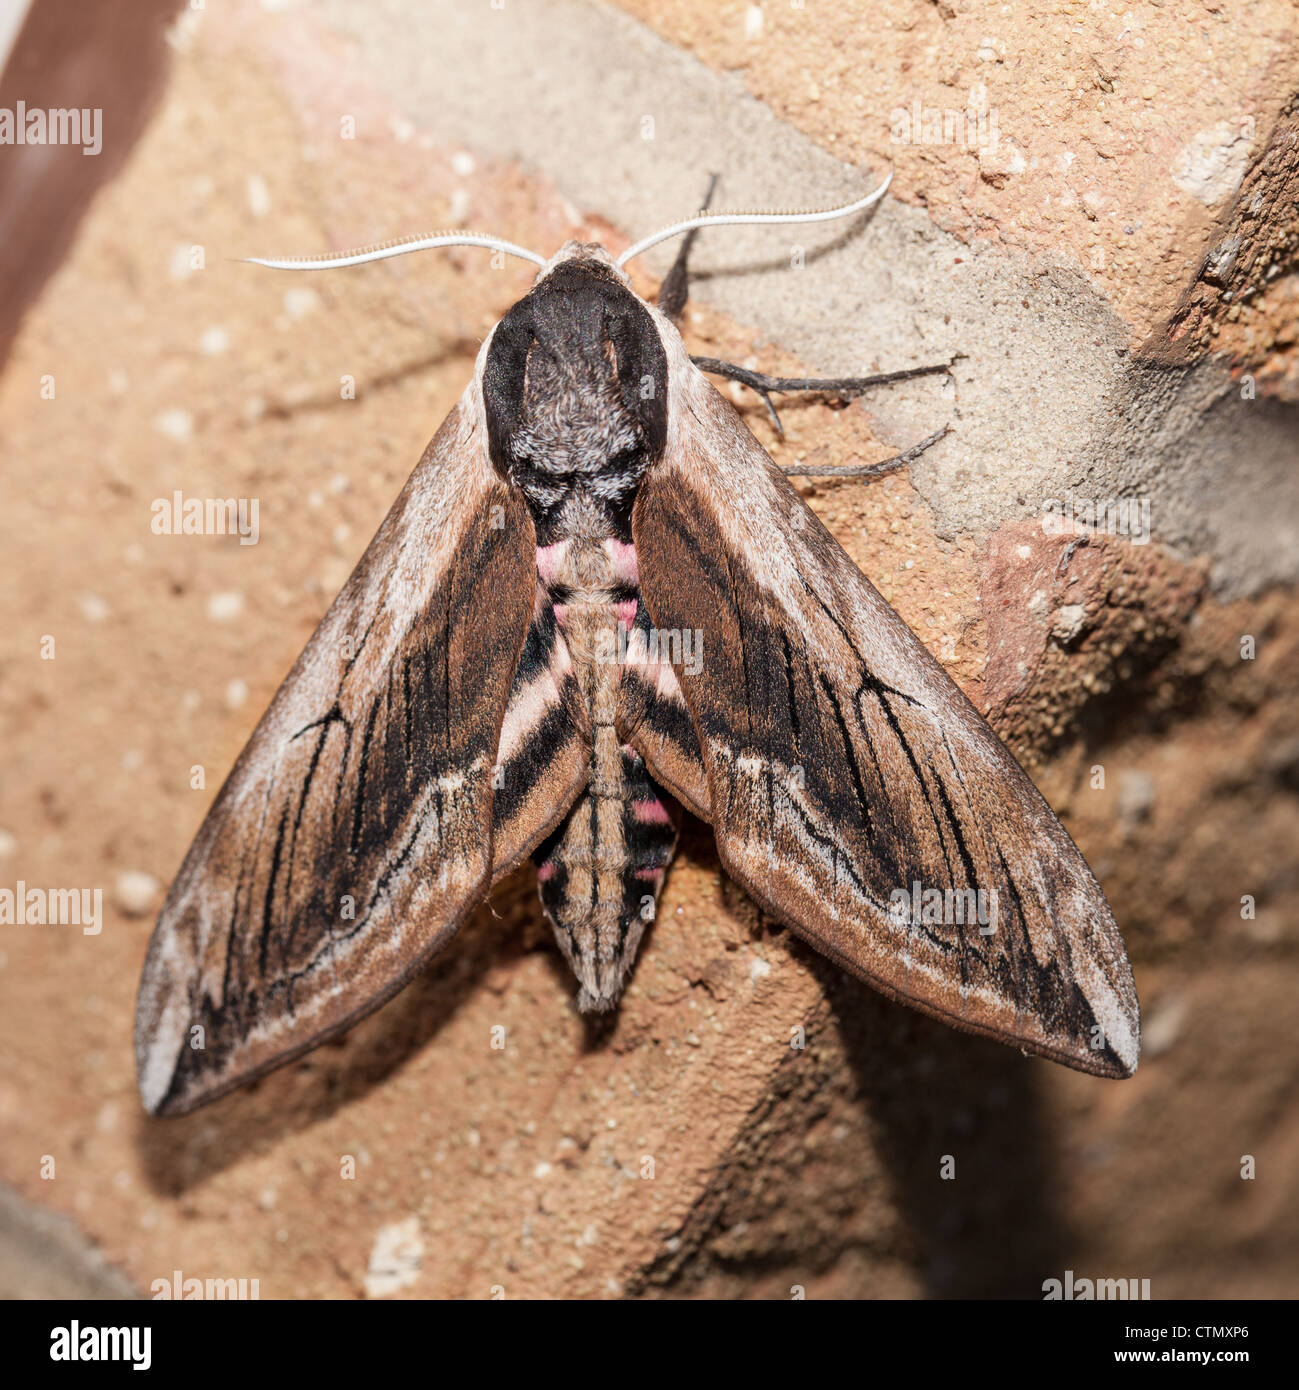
(241, 231, 548, 271)
(615, 168, 893, 268)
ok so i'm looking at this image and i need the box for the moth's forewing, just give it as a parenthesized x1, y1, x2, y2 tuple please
(629, 317, 1140, 1078)
(615, 604, 711, 821)
(135, 383, 546, 1116)
(490, 579, 591, 883)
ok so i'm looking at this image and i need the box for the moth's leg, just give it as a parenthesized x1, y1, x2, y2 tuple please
(656, 172, 720, 324)
(691, 355, 957, 440)
(780, 424, 951, 480)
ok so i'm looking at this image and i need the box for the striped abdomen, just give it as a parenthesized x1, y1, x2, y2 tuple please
(530, 537, 679, 1010)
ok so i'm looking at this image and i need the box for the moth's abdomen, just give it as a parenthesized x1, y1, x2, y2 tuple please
(530, 537, 679, 1010)
(533, 743, 679, 1011)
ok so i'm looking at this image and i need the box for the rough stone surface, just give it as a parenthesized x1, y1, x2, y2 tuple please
(0, 0, 1296, 1300)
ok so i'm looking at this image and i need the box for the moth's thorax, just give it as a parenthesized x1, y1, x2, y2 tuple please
(482, 255, 668, 545)
(536, 535, 640, 671)
(508, 352, 645, 541)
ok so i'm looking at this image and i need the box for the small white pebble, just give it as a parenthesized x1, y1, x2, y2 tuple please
(199, 326, 230, 355)
(246, 174, 271, 219)
(168, 244, 195, 282)
(115, 870, 160, 917)
(283, 287, 320, 320)
(1117, 770, 1156, 823)
(207, 591, 245, 622)
(0, 829, 16, 858)
(154, 409, 194, 443)
(1143, 996, 1187, 1058)
(365, 1217, 424, 1298)
(1052, 603, 1089, 644)
(450, 151, 476, 177)
(225, 678, 249, 710)
(165, 10, 200, 51)
(78, 593, 110, 622)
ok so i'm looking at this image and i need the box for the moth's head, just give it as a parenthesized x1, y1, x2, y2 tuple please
(479, 250, 669, 536)
(534, 238, 630, 287)
(243, 179, 895, 531)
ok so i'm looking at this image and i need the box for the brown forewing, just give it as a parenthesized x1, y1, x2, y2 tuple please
(135, 392, 537, 1115)
(489, 582, 591, 882)
(616, 625, 711, 821)
(630, 342, 1140, 1078)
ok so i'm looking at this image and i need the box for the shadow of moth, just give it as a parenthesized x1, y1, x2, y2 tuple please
(135, 174, 1139, 1115)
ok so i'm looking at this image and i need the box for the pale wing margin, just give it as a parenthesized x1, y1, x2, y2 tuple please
(135, 383, 538, 1115)
(631, 325, 1139, 1078)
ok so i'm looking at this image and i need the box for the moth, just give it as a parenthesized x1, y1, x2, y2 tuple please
(136, 174, 1139, 1116)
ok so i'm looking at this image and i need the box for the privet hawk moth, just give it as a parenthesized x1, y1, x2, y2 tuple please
(135, 176, 1139, 1116)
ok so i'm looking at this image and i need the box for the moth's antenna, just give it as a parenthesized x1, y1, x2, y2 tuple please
(615, 169, 893, 268)
(241, 231, 548, 271)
